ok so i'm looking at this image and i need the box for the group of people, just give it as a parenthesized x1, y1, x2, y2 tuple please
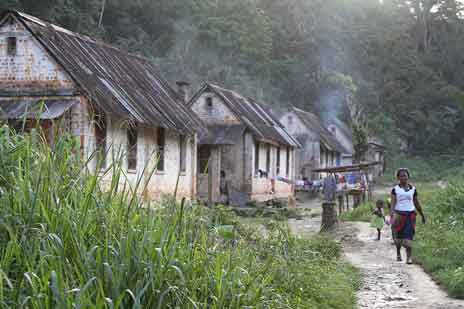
(370, 168, 426, 264)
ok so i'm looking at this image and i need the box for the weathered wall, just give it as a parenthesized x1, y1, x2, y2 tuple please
(0, 14, 75, 95)
(83, 110, 197, 201)
(250, 139, 294, 202)
(328, 124, 354, 157)
(197, 145, 221, 202)
(191, 95, 294, 203)
(1, 15, 197, 201)
(191, 92, 240, 125)
(281, 111, 321, 180)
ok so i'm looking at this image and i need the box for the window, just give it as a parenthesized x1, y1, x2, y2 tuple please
(94, 111, 107, 168)
(7, 37, 17, 56)
(266, 145, 271, 175)
(286, 147, 290, 176)
(276, 147, 281, 175)
(206, 97, 213, 108)
(127, 125, 137, 171)
(198, 145, 211, 174)
(287, 115, 293, 125)
(157, 127, 165, 171)
(254, 142, 260, 175)
(179, 135, 187, 173)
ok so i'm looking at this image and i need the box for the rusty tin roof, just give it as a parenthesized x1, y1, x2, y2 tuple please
(292, 107, 345, 153)
(189, 83, 301, 148)
(0, 9, 204, 134)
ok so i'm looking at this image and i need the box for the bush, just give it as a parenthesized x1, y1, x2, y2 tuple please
(0, 127, 360, 308)
(414, 184, 464, 298)
(341, 202, 374, 222)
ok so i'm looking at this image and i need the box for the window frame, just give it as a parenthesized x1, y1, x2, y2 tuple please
(179, 134, 187, 174)
(94, 111, 107, 169)
(127, 125, 138, 172)
(286, 147, 290, 177)
(156, 127, 165, 172)
(7, 37, 17, 56)
(254, 142, 260, 176)
(198, 145, 211, 174)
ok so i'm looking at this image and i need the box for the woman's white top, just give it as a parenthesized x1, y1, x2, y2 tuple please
(392, 184, 417, 212)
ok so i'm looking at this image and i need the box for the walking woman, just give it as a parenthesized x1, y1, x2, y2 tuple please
(390, 168, 426, 264)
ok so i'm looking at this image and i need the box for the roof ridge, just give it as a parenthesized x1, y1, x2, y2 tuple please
(8, 10, 152, 64)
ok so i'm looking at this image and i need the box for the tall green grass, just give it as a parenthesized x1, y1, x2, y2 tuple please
(414, 184, 464, 299)
(0, 126, 360, 308)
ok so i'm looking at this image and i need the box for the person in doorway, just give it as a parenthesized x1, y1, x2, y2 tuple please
(390, 168, 426, 264)
(370, 200, 386, 241)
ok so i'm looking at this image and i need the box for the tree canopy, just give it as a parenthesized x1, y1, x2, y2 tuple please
(2, 0, 464, 155)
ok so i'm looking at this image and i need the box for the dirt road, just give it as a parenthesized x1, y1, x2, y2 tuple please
(341, 222, 464, 309)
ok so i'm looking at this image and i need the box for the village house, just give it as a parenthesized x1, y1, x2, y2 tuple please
(188, 83, 300, 204)
(0, 10, 205, 200)
(280, 107, 345, 180)
(326, 118, 354, 166)
(367, 136, 386, 178)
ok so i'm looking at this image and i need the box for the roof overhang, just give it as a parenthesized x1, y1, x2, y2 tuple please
(0, 98, 78, 120)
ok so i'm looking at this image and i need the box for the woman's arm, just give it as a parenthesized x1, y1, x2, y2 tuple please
(390, 193, 396, 215)
(414, 196, 426, 224)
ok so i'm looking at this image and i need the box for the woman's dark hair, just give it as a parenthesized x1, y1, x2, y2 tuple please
(396, 168, 410, 178)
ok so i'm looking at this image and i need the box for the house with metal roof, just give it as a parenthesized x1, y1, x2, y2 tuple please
(0, 9, 204, 200)
(326, 118, 355, 166)
(188, 83, 300, 204)
(280, 107, 345, 180)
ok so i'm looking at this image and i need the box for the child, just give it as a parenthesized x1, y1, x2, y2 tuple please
(371, 200, 386, 240)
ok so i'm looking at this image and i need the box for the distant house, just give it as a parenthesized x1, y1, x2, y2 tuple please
(326, 119, 354, 166)
(0, 10, 204, 200)
(280, 107, 345, 180)
(367, 136, 386, 178)
(188, 83, 300, 204)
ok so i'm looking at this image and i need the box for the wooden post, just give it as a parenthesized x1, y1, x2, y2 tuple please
(338, 194, 343, 216)
(321, 201, 338, 232)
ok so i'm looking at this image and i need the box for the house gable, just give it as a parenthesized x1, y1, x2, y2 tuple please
(191, 90, 241, 125)
(0, 13, 75, 95)
(280, 110, 318, 141)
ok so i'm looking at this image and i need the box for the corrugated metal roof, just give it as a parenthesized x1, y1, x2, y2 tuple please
(1, 10, 204, 134)
(190, 83, 300, 148)
(292, 107, 345, 153)
(198, 125, 246, 145)
(0, 98, 77, 119)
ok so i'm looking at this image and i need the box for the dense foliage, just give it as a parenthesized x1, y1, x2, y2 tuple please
(2, 0, 464, 155)
(0, 127, 360, 308)
(415, 184, 464, 298)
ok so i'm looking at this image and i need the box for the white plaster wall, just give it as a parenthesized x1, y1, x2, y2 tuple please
(80, 101, 196, 201)
(251, 141, 294, 202)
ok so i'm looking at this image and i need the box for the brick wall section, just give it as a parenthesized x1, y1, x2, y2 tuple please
(191, 92, 241, 125)
(0, 16, 74, 93)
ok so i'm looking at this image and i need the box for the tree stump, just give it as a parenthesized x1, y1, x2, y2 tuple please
(321, 201, 338, 232)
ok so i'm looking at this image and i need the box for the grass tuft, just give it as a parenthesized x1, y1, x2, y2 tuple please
(0, 126, 360, 308)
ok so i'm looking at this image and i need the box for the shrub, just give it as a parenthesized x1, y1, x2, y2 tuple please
(414, 184, 464, 298)
(0, 126, 360, 308)
(341, 202, 374, 222)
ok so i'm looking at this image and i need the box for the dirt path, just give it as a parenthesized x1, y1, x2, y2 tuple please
(340, 222, 464, 309)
